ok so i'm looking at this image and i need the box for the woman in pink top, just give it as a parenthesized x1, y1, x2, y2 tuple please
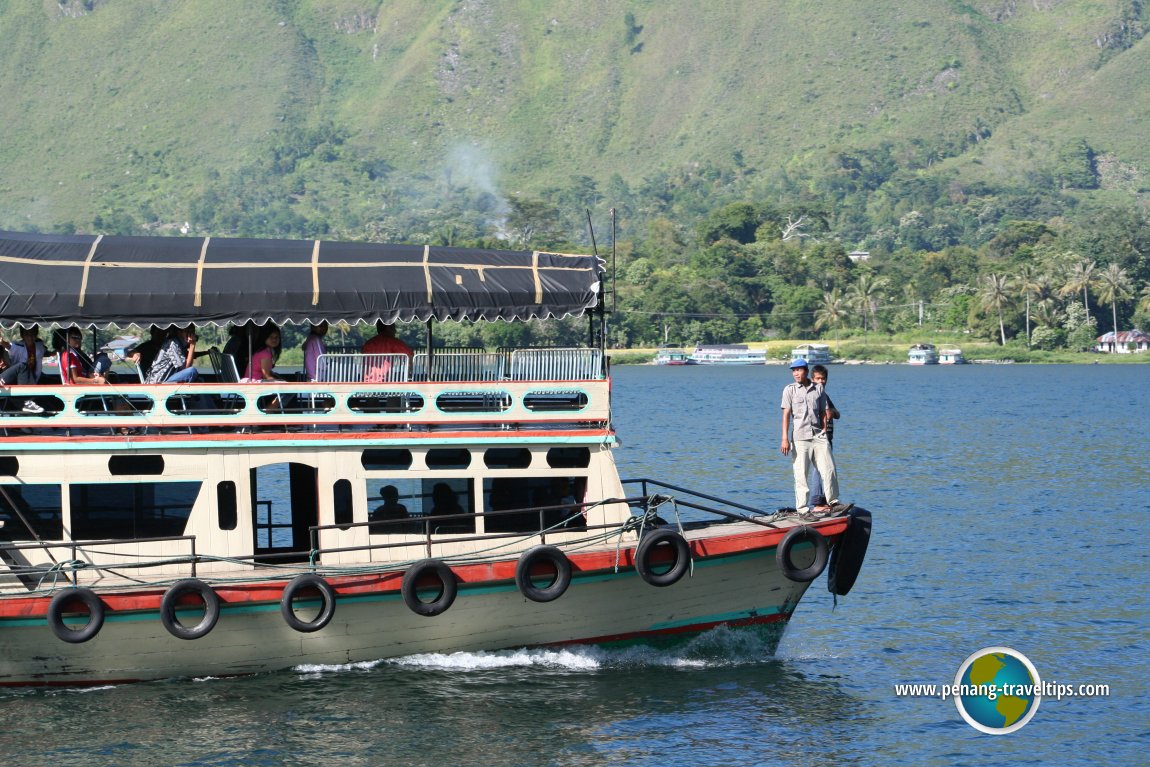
(245, 326, 284, 381)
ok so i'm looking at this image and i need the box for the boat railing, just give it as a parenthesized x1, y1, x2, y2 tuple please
(0, 486, 795, 591)
(506, 347, 604, 380)
(411, 351, 506, 382)
(0, 347, 612, 436)
(0, 534, 199, 589)
(315, 353, 411, 383)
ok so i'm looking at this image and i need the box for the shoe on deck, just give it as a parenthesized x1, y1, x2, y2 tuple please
(22, 400, 44, 414)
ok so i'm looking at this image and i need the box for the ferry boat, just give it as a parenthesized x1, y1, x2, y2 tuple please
(653, 347, 691, 366)
(0, 229, 870, 686)
(689, 344, 767, 365)
(790, 343, 833, 366)
(907, 344, 939, 365)
(938, 348, 966, 365)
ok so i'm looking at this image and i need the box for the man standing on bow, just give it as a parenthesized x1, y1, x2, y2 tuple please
(779, 358, 839, 513)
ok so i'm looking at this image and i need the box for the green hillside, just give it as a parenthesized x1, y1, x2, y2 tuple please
(2, 0, 1150, 354)
(2, 0, 1148, 233)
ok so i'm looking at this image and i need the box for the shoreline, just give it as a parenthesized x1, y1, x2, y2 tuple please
(611, 341, 1150, 365)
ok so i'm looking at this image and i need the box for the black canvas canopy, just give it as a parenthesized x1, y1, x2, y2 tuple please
(0, 230, 603, 328)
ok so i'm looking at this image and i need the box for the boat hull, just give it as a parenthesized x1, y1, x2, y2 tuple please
(0, 521, 836, 686)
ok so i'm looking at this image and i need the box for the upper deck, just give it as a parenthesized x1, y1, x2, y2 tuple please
(0, 347, 611, 448)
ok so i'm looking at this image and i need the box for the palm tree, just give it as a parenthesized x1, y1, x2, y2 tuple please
(1096, 263, 1133, 351)
(848, 273, 888, 334)
(1138, 283, 1150, 316)
(1015, 264, 1044, 347)
(815, 289, 850, 349)
(1061, 259, 1097, 314)
(979, 273, 1012, 345)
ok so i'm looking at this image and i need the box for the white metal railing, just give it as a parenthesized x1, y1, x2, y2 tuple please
(509, 348, 603, 380)
(315, 353, 410, 383)
(412, 352, 506, 382)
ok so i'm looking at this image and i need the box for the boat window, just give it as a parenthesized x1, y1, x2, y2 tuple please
(348, 392, 423, 414)
(0, 484, 63, 540)
(333, 479, 353, 530)
(434, 391, 512, 413)
(366, 478, 424, 536)
(69, 482, 200, 540)
(523, 390, 589, 412)
(546, 447, 591, 469)
(76, 394, 151, 415)
(255, 393, 335, 415)
(361, 449, 413, 470)
(372, 478, 475, 534)
(425, 448, 471, 469)
(217, 481, 237, 531)
(483, 448, 532, 469)
(483, 476, 587, 534)
(109, 455, 165, 475)
(0, 457, 17, 476)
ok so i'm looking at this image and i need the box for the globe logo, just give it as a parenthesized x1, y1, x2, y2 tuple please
(953, 647, 1042, 734)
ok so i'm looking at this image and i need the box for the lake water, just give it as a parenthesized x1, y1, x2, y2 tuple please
(1, 364, 1147, 766)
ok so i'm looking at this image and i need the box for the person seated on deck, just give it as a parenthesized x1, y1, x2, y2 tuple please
(144, 325, 210, 385)
(223, 322, 256, 382)
(244, 325, 285, 382)
(0, 325, 47, 414)
(57, 327, 112, 385)
(362, 322, 413, 358)
(302, 322, 328, 382)
(144, 325, 214, 412)
(125, 325, 167, 377)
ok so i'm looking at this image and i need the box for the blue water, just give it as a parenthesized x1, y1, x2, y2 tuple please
(1, 364, 1147, 766)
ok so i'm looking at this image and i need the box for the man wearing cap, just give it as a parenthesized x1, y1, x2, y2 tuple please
(780, 358, 839, 513)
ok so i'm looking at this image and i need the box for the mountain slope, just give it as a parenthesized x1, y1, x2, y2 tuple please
(0, 0, 1146, 231)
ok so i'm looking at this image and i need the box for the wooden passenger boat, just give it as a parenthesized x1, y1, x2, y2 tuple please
(0, 229, 871, 686)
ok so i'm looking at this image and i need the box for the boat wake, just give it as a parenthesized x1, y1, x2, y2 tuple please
(293, 625, 784, 676)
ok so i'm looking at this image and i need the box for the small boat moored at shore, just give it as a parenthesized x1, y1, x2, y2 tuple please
(654, 347, 691, 365)
(908, 344, 939, 365)
(790, 343, 834, 366)
(0, 228, 871, 686)
(939, 347, 966, 365)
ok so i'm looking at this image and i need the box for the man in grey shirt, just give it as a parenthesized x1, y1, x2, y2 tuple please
(779, 359, 838, 513)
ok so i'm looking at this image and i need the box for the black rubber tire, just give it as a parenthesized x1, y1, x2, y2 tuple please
(280, 574, 337, 633)
(776, 526, 830, 583)
(827, 507, 872, 596)
(515, 545, 572, 603)
(160, 579, 221, 640)
(634, 528, 691, 587)
(47, 587, 105, 644)
(401, 559, 457, 617)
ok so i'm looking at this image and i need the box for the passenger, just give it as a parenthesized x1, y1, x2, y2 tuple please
(362, 321, 413, 382)
(144, 326, 209, 384)
(125, 325, 166, 375)
(302, 322, 328, 382)
(807, 364, 840, 509)
(429, 482, 463, 517)
(222, 322, 256, 381)
(779, 358, 839, 514)
(370, 485, 409, 522)
(362, 321, 413, 359)
(57, 327, 112, 385)
(0, 325, 46, 413)
(244, 325, 285, 382)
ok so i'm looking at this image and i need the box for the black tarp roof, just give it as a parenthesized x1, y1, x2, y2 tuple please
(0, 230, 603, 328)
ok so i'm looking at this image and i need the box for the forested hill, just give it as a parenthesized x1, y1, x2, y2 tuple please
(1, 0, 1149, 349)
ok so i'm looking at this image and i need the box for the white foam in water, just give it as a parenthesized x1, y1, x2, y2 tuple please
(293, 626, 782, 676)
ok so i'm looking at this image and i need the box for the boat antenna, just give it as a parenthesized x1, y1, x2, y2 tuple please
(585, 210, 607, 357)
